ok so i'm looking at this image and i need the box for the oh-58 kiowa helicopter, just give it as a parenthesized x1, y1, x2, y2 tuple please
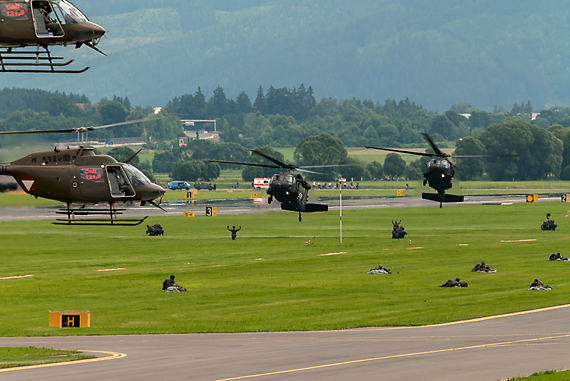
(0, 0, 106, 73)
(0, 120, 166, 225)
(367, 133, 464, 208)
(210, 150, 334, 221)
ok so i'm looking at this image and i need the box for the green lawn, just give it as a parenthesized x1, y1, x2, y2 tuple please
(0, 347, 94, 369)
(1, 201, 570, 337)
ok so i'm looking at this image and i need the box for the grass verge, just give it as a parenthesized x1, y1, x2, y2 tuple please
(0, 347, 94, 369)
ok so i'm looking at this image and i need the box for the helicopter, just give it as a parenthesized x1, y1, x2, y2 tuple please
(0, 0, 106, 73)
(209, 150, 331, 222)
(0, 121, 166, 225)
(366, 133, 465, 208)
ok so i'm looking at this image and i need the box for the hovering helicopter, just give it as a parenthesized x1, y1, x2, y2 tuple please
(0, 0, 106, 73)
(209, 150, 331, 221)
(0, 121, 166, 225)
(366, 133, 464, 208)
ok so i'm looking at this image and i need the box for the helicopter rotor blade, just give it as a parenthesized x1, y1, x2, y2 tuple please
(0, 117, 169, 136)
(451, 154, 519, 158)
(296, 168, 325, 175)
(250, 150, 293, 169)
(123, 149, 143, 164)
(365, 146, 433, 157)
(421, 133, 447, 157)
(207, 159, 281, 169)
(299, 163, 356, 169)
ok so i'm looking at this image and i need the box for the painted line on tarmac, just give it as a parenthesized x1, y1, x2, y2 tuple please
(356, 303, 570, 332)
(0, 350, 126, 373)
(214, 333, 570, 381)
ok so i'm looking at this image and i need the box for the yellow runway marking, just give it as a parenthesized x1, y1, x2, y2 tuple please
(0, 350, 126, 373)
(358, 303, 570, 332)
(215, 333, 570, 381)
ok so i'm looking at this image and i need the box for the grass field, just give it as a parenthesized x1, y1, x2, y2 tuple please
(0, 347, 94, 369)
(1, 200, 570, 337)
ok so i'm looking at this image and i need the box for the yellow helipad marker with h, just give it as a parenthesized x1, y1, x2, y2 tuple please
(49, 311, 90, 328)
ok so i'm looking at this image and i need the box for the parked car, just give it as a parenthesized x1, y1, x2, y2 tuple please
(194, 181, 216, 190)
(168, 181, 191, 190)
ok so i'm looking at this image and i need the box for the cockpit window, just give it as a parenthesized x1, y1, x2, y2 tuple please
(123, 164, 152, 186)
(51, 0, 88, 24)
(285, 174, 293, 183)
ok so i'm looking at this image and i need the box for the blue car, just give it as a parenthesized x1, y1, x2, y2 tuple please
(168, 181, 191, 190)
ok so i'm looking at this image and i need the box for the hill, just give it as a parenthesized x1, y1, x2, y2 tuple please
(1, 0, 569, 111)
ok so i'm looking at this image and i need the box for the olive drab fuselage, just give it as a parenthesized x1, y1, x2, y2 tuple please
(0, 0, 105, 47)
(0, 147, 165, 204)
(267, 172, 308, 206)
(424, 158, 454, 196)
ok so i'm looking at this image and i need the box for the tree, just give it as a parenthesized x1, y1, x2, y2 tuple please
(403, 159, 422, 180)
(547, 124, 570, 180)
(383, 153, 406, 180)
(236, 91, 253, 114)
(241, 146, 285, 181)
(43, 96, 83, 118)
(478, 120, 562, 180)
(294, 133, 347, 166)
(365, 160, 383, 180)
(454, 137, 486, 180)
(294, 133, 348, 179)
(107, 146, 139, 164)
(210, 85, 228, 118)
(98, 99, 127, 125)
(429, 114, 458, 140)
(340, 157, 366, 181)
(152, 151, 176, 173)
(171, 159, 220, 182)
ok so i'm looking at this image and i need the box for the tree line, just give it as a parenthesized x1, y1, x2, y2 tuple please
(3, 87, 570, 182)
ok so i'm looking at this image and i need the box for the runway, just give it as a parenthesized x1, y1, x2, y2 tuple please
(0, 193, 548, 222)
(1, 304, 570, 380)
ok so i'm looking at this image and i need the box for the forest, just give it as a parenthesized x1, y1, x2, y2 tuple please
(1, 86, 570, 182)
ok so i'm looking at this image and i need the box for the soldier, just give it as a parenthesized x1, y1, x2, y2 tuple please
(440, 278, 467, 287)
(162, 275, 187, 292)
(227, 225, 241, 240)
(549, 253, 568, 261)
(471, 261, 493, 272)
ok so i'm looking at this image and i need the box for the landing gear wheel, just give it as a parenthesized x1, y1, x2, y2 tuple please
(268, 195, 273, 204)
(299, 211, 302, 222)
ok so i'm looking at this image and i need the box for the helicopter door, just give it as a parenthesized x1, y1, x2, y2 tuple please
(31, 0, 63, 38)
(0, 3, 33, 39)
(106, 165, 135, 198)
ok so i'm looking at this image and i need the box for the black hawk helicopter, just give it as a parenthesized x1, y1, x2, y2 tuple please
(209, 150, 332, 221)
(0, 0, 106, 73)
(366, 133, 464, 208)
(0, 120, 166, 225)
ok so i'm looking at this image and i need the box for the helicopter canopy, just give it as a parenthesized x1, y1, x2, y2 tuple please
(122, 163, 152, 186)
(46, 0, 88, 24)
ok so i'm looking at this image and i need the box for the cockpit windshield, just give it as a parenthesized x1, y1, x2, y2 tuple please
(284, 174, 294, 183)
(122, 164, 152, 186)
(50, 0, 88, 24)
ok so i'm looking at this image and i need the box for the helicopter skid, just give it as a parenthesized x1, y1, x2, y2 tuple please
(53, 216, 148, 226)
(54, 206, 148, 226)
(0, 48, 89, 73)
